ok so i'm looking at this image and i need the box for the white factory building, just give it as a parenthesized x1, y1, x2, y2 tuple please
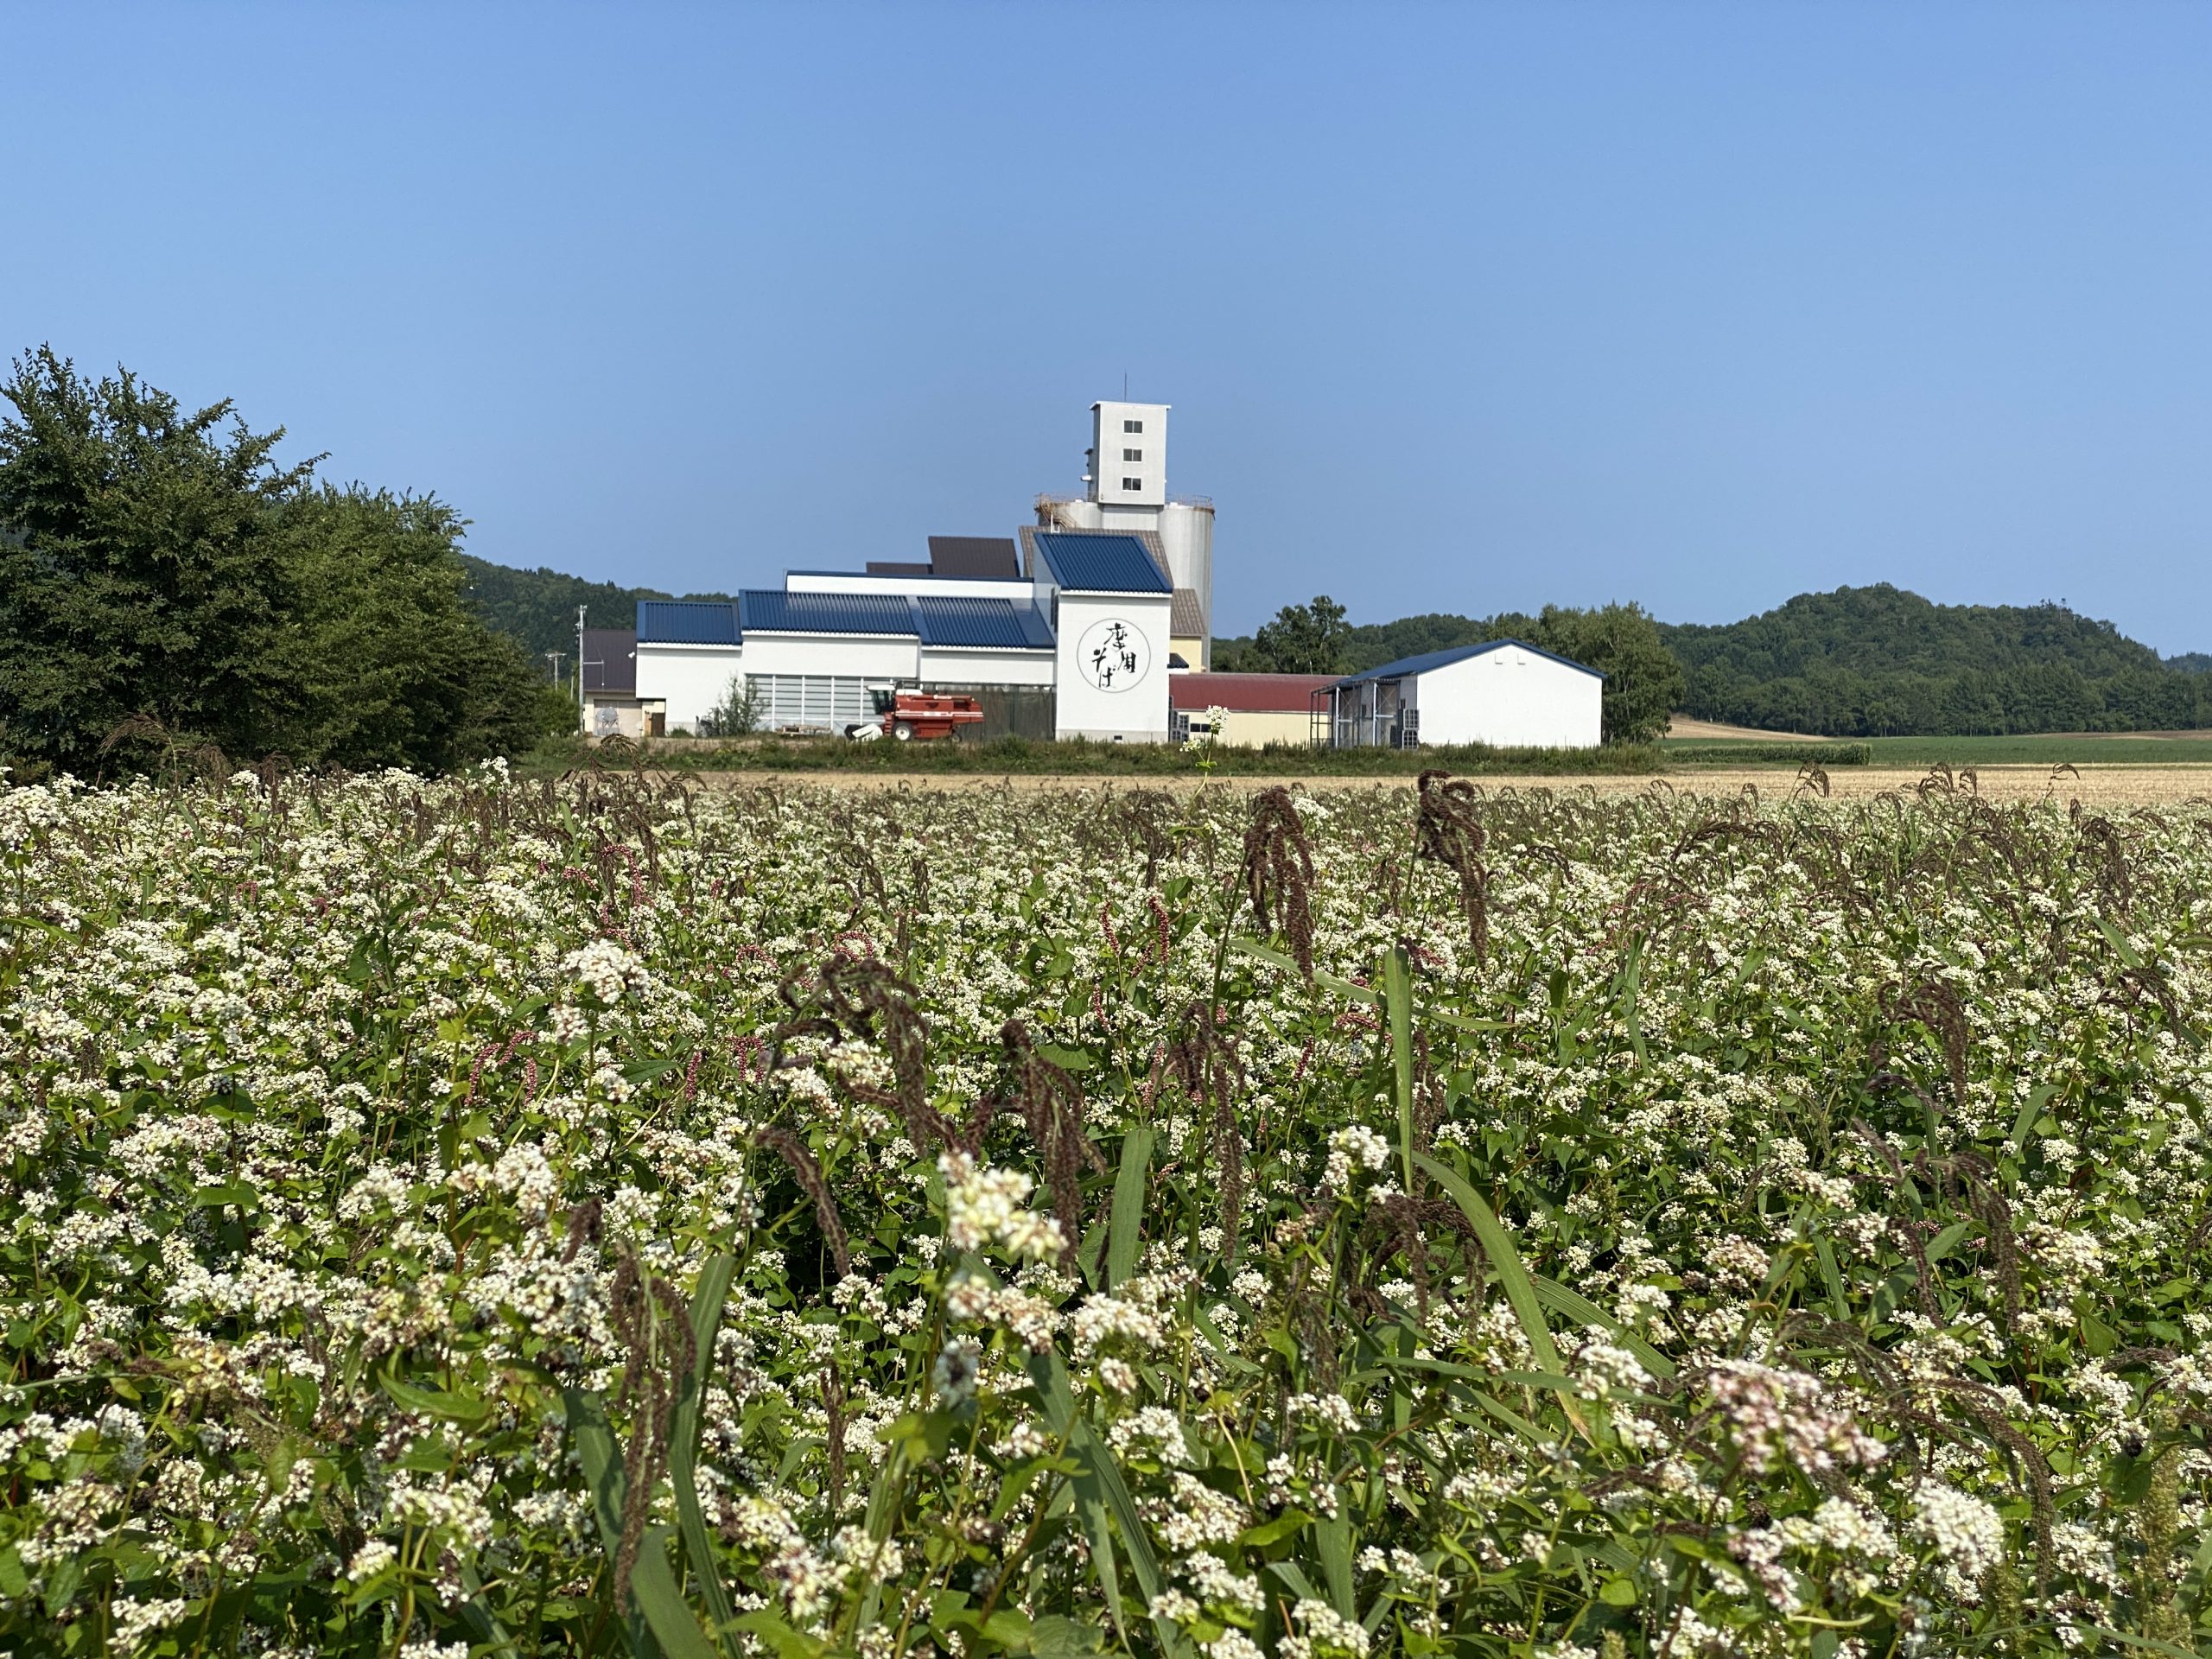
(636, 398, 1199, 743)
(629, 396, 1605, 749)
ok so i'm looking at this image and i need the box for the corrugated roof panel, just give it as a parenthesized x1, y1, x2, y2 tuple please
(913, 597, 1057, 650)
(1034, 532, 1172, 594)
(636, 601, 741, 645)
(1168, 672, 1339, 712)
(1170, 588, 1206, 638)
(738, 590, 918, 635)
(1337, 639, 1604, 685)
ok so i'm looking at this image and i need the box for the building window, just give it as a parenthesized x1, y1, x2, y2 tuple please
(1123, 419, 1142, 433)
(1122, 477, 1142, 492)
(1122, 448, 1141, 461)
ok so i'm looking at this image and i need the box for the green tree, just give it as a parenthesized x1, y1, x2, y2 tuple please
(1530, 601, 1686, 745)
(273, 486, 573, 770)
(0, 347, 569, 778)
(0, 346, 315, 773)
(1247, 594, 1352, 674)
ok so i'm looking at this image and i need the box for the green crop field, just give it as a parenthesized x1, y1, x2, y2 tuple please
(1661, 731, 2212, 768)
(3, 769, 2209, 1656)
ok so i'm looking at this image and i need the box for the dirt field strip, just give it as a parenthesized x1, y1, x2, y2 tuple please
(674, 764, 2212, 804)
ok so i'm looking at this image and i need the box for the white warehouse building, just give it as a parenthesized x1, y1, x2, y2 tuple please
(1327, 641, 1604, 750)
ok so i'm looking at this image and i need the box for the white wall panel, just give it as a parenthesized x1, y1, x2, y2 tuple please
(1052, 593, 1173, 742)
(919, 649, 1057, 688)
(635, 645, 744, 734)
(1414, 648, 1602, 749)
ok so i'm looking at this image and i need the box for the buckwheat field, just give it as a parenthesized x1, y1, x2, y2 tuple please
(6, 765, 2211, 1659)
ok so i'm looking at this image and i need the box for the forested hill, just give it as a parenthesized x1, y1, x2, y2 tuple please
(459, 556, 731, 662)
(1662, 584, 2211, 735)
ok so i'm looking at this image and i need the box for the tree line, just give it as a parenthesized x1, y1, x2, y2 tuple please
(1217, 582, 2210, 739)
(0, 348, 572, 781)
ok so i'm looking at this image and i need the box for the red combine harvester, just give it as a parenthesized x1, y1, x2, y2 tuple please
(846, 689, 986, 742)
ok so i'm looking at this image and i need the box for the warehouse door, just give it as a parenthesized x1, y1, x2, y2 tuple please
(748, 675, 874, 733)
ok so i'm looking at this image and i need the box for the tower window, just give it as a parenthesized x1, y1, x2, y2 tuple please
(1123, 419, 1142, 433)
(1122, 477, 1143, 492)
(1122, 448, 1141, 461)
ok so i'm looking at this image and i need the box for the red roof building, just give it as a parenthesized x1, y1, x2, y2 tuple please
(1168, 672, 1340, 712)
(1166, 671, 1338, 748)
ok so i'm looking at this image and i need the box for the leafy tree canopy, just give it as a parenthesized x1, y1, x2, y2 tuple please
(1238, 594, 1352, 674)
(0, 346, 570, 779)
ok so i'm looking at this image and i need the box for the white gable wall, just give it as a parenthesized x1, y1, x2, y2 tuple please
(1052, 592, 1173, 741)
(1408, 646, 1602, 749)
(636, 644, 745, 734)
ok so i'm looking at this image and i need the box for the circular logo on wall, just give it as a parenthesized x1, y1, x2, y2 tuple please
(1076, 616, 1150, 692)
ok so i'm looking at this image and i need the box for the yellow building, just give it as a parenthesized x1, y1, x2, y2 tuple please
(1168, 672, 1338, 748)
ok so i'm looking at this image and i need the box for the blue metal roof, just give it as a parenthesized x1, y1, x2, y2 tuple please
(737, 590, 917, 634)
(913, 597, 1055, 651)
(636, 601, 741, 645)
(1336, 639, 1604, 685)
(1033, 532, 1172, 594)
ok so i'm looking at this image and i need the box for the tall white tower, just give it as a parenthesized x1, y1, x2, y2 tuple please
(1087, 401, 1169, 509)
(1039, 398, 1215, 664)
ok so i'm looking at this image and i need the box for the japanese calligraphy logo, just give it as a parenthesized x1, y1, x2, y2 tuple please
(1075, 616, 1150, 693)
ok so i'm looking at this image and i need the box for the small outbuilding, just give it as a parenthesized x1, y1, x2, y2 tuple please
(1328, 640, 1602, 750)
(1169, 672, 1338, 747)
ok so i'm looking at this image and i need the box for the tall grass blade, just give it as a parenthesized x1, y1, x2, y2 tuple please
(1529, 1273, 1675, 1379)
(1383, 944, 1414, 1192)
(1315, 1505, 1356, 1619)
(1412, 1153, 1588, 1438)
(563, 1388, 662, 1659)
(631, 1525, 727, 1659)
(1108, 1128, 1154, 1290)
(1029, 1351, 1181, 1655)
(672, 1252, 739, 1651)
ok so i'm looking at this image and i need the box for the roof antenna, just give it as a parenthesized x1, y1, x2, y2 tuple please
(1123, 371, 1128, 399)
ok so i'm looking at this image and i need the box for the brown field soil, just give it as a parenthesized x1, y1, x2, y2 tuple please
(1663, 716, 1824, 741)
(675, 766, 2212, 805)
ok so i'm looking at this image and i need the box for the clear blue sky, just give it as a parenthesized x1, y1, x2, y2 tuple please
(5, 3, 2207, 647)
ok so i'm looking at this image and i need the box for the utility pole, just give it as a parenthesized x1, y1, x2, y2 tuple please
(545, 650, 565, 687)
(575, 606, 588, 727)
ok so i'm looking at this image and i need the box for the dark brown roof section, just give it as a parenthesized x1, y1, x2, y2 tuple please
(582, 628, 636, 696)
(1170, 588, 1206, 639)
(865, 561, 931, 576)
(927, 536, 1020, 579)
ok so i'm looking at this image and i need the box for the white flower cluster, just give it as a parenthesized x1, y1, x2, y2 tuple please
(1910, 1478, 2005, 1593)
(933, 1267, 1044, 1339)
(562, 938, 652, 1004)
(1705, 1357, 1886, 1478)
(1323, 1125, 1391, 1193)
(1286, 1597, 1371, 1658)
(940, 1151, 1066, 1262)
